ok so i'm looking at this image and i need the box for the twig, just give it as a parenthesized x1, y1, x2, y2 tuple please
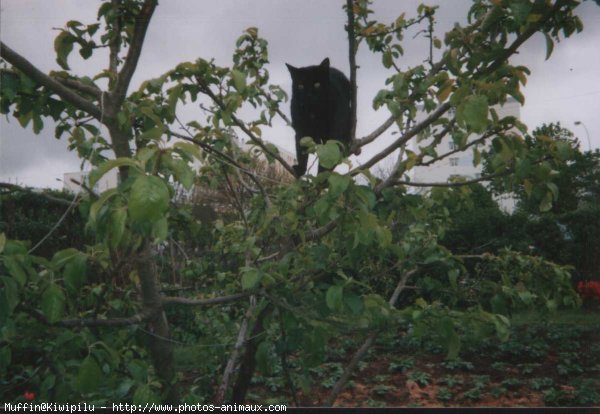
(215, 298, 256, 403)
(324, 268, 416, 406)
(161, 292, 252, 306)
(0, 42, 102, 119)
(108, 0, 122, 75)
(346, 0, 358, 145)
(196, 79, 296, 176)
(351, 102, 452, 174)
(54, 77, 102, 99)
(111, 0, 157, 107)
(28, 191, 80, 254)
(20, 305, 156, 328)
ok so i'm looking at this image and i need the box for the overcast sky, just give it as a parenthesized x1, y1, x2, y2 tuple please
(1, 0, 599, 189)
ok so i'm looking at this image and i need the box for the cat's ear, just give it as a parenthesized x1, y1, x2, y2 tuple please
(320, 58, 330, 68)
(286, 63, 297, 74)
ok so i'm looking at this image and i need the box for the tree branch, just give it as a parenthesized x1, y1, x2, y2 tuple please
(197, 80, 296, 176)
(53, 77, 102, 99)
(324, 268, 416, 406)
(346, 0, 358, 145)
(111, 0, 157, 106)
(0, 42, 102, 119)
(19, 305, 156, 328)
(109, 0, 122, 75)
(162, 292, 252, 306)
(215, 298, 256, 403)
(352, 102, 452, 174)
(395, 171, 506, 188)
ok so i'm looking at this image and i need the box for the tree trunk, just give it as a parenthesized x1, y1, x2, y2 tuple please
(138, 242, 178, 401)
(231, 305, 271, 403)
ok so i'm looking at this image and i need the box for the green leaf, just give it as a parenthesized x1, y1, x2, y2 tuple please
(0, 71, 19, 101)
(316, 141, 342, 169)
(490, 294, 509, 316)
(472, 147, 481, 167)
(132, 384, 160, 404)
(173, 142, 202, 161)
(231, 69, 247, 93)
(3, 256, 27, 287)
(89, 188, 119, 223)
(76, 356, 102, 393)
(152, 217, 169, 242)
(255, 341, 271, 375)
(0, 276, 19, 319)
(128, 175, 170, 225)
(109, 208, 127, 247)
(326, 285, 344, 311)
(508, 0, 532, 25)
(543, 33, 554, 61)
(241, 267, 261, 290)
(89, 158, 140, 188)
(328, 174, 351, 197)
(448, 269, 459, 289)
(41, 283, 65, 324)
(299, 136, 315, 148)
(457, 95, 488, 133)
(493, 314, 510, 341)
(167, 83, 183, 117)
(539, 191, 553, 212)
(0, 343, 11, 373)
(51, 248, 80, 268)
(343, 291, 363, 315)
(54, 31, 75, 70)
(139, 126, 164, 141)
(166, 157, 194, 189)
(382, 50, 393, 68)
(436, 318, 460, 360)
(64, 254, 87, 293)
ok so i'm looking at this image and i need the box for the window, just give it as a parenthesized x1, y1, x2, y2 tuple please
(449, 141, 457, 150)
(449, 157, 459, 166)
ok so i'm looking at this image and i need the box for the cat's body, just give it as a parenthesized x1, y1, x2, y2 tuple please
(286, 58, 351, 176)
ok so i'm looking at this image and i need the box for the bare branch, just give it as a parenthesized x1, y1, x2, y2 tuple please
(215, 298, 256, 403)
(169, 128, 275, 207)
(352, 116, 395, 152)
(109, 0, 122, 75)
(20, 305, 156, 328)
(324, 268, 416, 406)
(28, 191, 79, 254)
(197, 80, 296, 176)
(54, 77, 102, 99)
(352, 102, 452, 174)
(1, 42, 102, 119)
(306, 219, 338, 241)
(162, 292, 252, 306)
(396, 169, 510, 188)
(111, 0, 157, 106)
(346, 0, 358, 144)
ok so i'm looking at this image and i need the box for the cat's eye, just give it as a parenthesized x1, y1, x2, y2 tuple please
(314, 82, 321, 89)
(298, 84, 304, 90)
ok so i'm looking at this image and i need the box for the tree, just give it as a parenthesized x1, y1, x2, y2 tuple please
(484, 122, 600, 214)
(0, 0, 591, 405)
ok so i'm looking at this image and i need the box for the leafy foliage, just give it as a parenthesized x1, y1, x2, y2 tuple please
(0, 0, 594, 406)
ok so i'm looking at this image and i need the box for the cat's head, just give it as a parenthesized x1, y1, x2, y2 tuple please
(286, 58, 330, 105)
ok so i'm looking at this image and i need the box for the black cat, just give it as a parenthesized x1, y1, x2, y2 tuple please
(286, 58, 351, 176)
